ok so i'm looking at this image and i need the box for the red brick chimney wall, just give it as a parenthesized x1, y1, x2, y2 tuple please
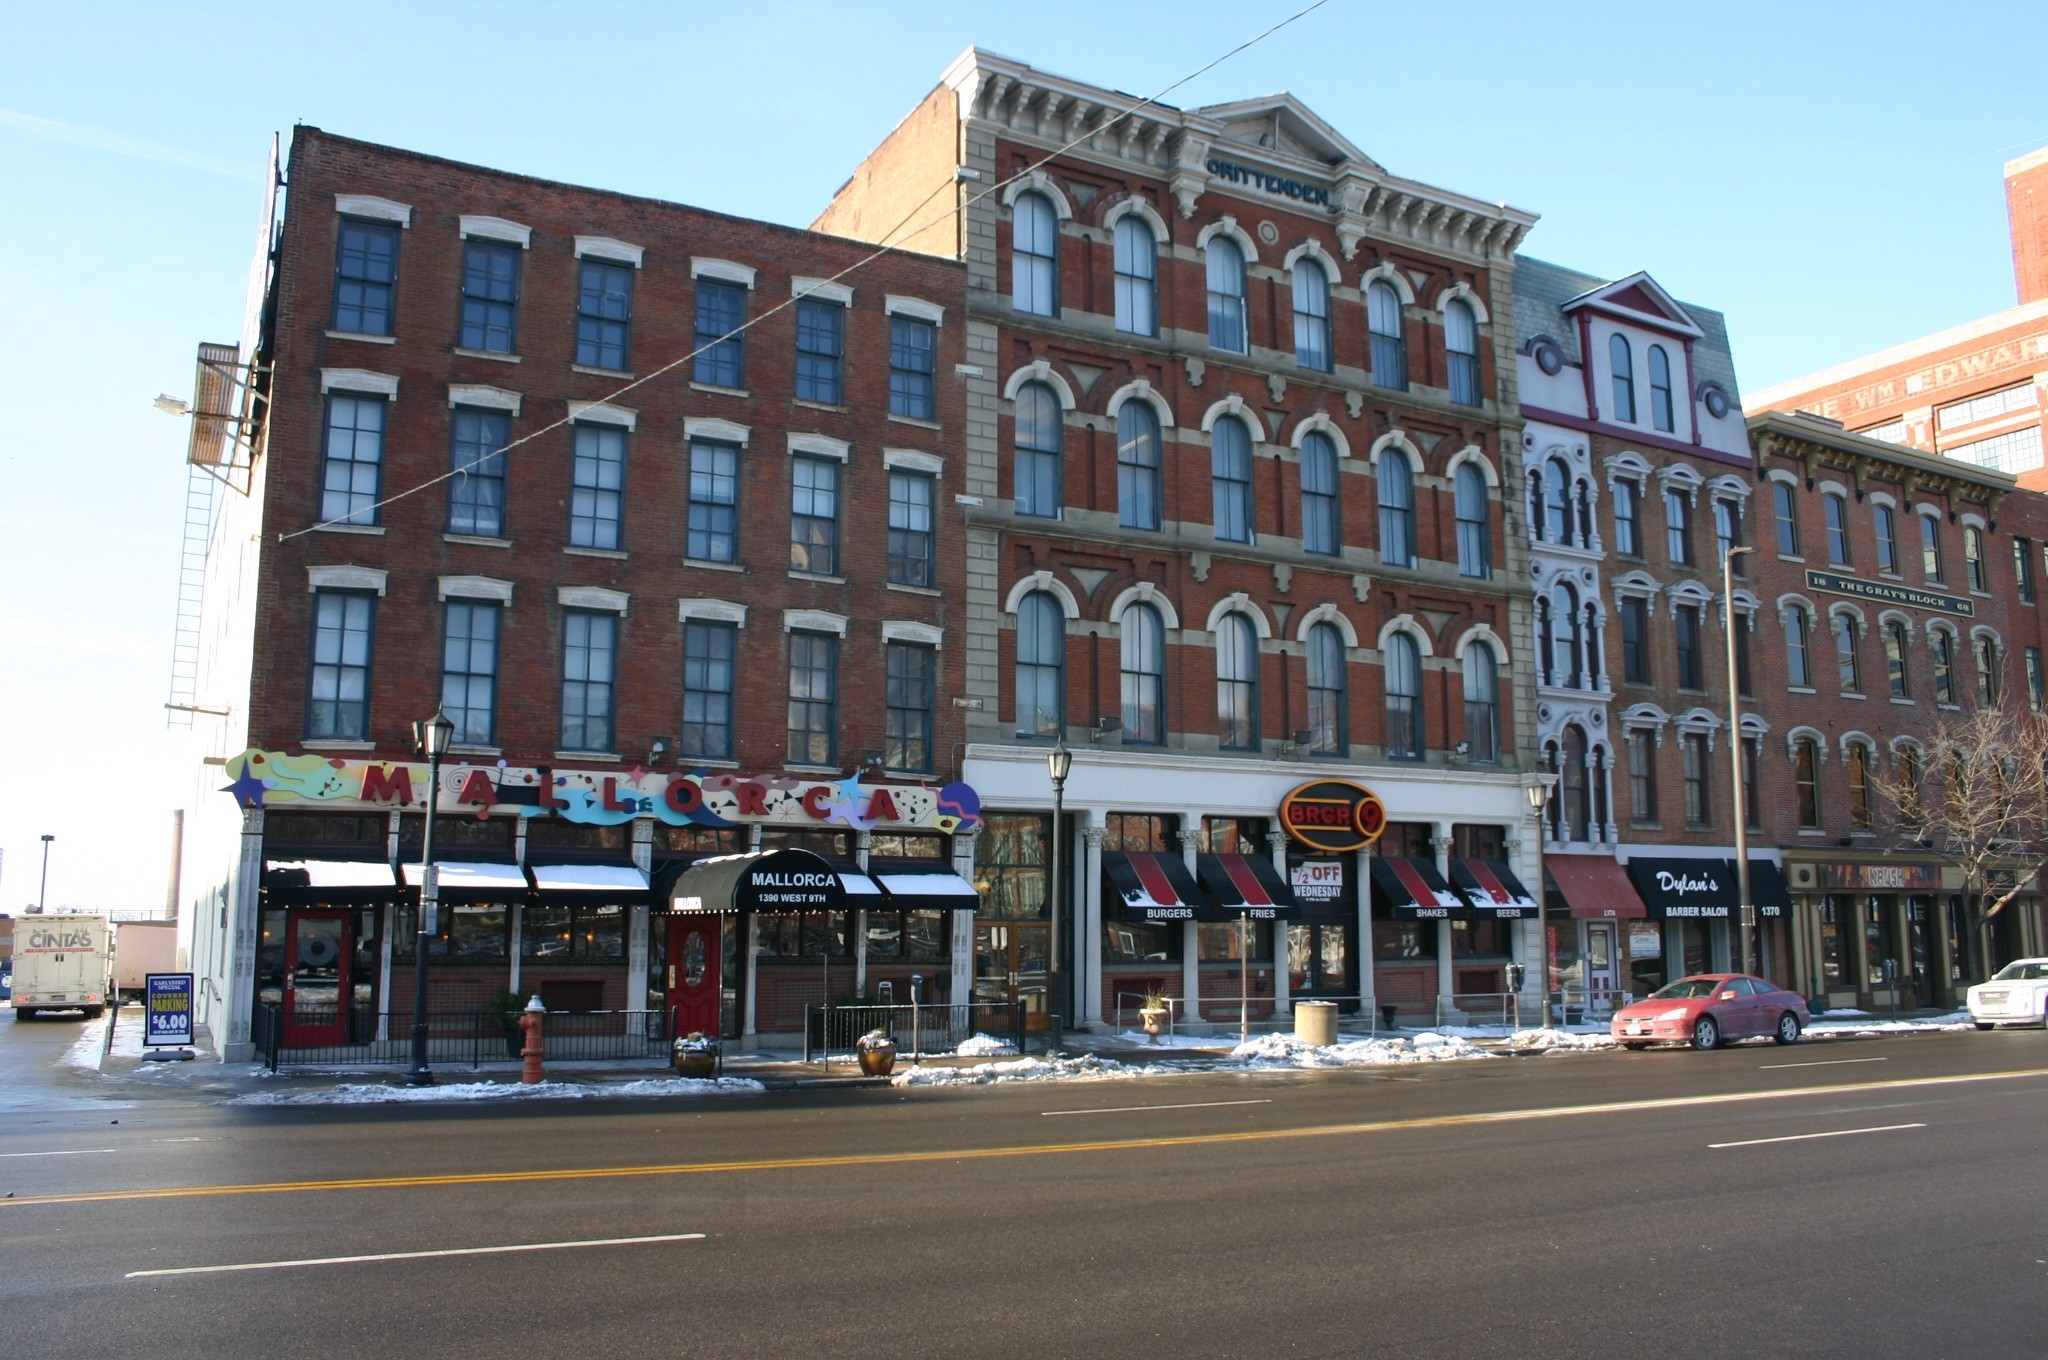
(2008, 147, 2048, 305)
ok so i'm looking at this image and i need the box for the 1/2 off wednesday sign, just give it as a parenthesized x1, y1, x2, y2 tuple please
(144, 974, 195, 1047)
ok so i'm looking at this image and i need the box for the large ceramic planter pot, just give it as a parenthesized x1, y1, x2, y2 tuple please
(856, 1041, 897, 1077)
(1139, 1007, 1169, 1041)
(673, 1051, 717, 1079)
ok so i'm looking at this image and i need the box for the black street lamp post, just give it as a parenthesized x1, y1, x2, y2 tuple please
(1047, 739, 1072, 1047)
(406, 711, 455, 1086)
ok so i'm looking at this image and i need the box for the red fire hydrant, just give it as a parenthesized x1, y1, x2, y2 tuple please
(518, 996, 547, 1084)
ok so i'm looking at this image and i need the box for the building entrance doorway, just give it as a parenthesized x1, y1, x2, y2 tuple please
(282, 911, 350, 1047)
(665, 914, 724, 1039)
(1584, 921, 1620, 1011)
(973, 922, 1048, 1028)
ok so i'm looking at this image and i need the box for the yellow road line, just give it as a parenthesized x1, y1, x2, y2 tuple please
(9, 1065, 2045, 1209)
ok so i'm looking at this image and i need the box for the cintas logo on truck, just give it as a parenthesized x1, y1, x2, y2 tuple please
(24, 926, 99, 952)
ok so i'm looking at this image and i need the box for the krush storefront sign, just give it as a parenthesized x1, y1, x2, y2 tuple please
(1280, 779, 1387, 854)
(219, 748, 981, 834)
(1816, 861, 1940, 891)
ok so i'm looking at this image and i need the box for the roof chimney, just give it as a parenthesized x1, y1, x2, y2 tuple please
(2005, 146, 2048, 305)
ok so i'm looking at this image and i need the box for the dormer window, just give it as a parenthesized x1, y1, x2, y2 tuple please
(1648, 345, 1674, 432)
(1610, 335, 1636, 423)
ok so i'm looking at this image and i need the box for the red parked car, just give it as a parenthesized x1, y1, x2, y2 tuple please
(1610, 974, 1810, 1051)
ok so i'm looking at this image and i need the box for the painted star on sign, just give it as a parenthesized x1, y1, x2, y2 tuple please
(222, 769, 270, 808)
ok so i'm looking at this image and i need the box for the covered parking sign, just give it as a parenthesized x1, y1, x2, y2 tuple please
(145, 974, 195, 1047)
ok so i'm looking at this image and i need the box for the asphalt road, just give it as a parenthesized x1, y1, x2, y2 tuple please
(3, 1021, 2045, 1359)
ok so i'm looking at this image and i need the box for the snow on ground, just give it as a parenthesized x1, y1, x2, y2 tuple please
(954, 1033, 1018, 1057)
(893, 1054, 1177, 1086)
(1229, 1031, 1496, 1067)
(1807, 1011, 1976, 1038)
(230, 1075, 765, 1105)
(1108, 1029, 1243, 1049)
(56, 1015, 109, 1071)
(1503, 1027, 1617, 1052)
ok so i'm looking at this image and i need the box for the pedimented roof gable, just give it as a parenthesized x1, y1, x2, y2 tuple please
(1195, 93, 1385, 174)
(1561, 270, 1705, 338)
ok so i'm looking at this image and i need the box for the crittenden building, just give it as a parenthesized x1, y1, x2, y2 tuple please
(173, 129, 977, 1060)
(818, 50, 1545, 1032)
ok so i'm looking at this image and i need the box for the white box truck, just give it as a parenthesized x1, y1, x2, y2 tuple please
(113, 921, 179, 999)
(12, 914, 111, 1020)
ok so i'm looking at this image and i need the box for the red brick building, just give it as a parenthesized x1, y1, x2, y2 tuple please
(177, 129, 978, 1059)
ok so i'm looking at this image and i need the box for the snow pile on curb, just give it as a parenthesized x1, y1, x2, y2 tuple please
(1504, 1028, 1617, 1052)
(1110, 1030, 1235, 1049)
(57, 1017, 108, 1072)
(955, 1033, 1017, 1057)
(893, 1054, 1172, 1086)
(230, 1075, 764, 1105)
(1808, 1011, 1974, 1037)
(1228, 1031, 1495, 1067)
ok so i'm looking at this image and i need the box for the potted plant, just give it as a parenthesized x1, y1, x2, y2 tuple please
(855, 1028, 898, 1077)
(672, 1030, 718, 1079)
(487, 989, 527, 1059)
(1139, 991, 1171, 1042)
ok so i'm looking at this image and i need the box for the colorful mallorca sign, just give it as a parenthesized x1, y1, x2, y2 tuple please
(1279, 779, 1387, 854)
(219, 749, 981, 835)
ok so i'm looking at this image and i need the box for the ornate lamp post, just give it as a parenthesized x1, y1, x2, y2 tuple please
(37, 834, 54, 912)
(406, 711, 456, 1086)
(1722, 544, 1757, 976)
(1047, 738, 1072, 1045)
(1527, 780, 1552, 1027)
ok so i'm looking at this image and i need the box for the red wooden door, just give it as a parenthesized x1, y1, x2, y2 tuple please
(283, 912, 350, 1047)
(667, 916, 722, 1038)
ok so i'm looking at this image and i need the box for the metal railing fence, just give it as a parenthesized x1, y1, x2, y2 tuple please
(803, 1000, 1028, 1066)
(253, 1003, 670, 1072)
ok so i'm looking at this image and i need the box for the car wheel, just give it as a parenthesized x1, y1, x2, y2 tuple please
(1974, 1022, 1994, 1031)
(84, 1007, 103, 1020)
(14, 1007, 34, 1021)
(1621, 1041, 1649, 1051)
(1774, 1012, 1801, 1046)
(1692, 1015, 1721, 1051)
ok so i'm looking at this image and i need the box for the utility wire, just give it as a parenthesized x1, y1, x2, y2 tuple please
(278, 0, 1331, 543)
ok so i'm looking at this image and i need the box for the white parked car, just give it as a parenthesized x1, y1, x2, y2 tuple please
(1967, 958, 2048, 1029)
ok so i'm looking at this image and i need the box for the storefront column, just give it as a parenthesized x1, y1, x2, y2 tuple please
(1353, 848, 1375, 1022)
(853, 830, 871, 997)
(1431, 830, 1456, 1016)
(627, 819, 652, 1013)
(1507, 833, 1543, 1018)
(1179, 829, 1202, 1022)
(1082, 822, 1106, 1026)
(1267, 829, 1291, 1015)
(224, 805, 265, 1062)
(950, 830, 977, 1011)
(742, 913, 759, 1039)
(509, 907, 524, 998)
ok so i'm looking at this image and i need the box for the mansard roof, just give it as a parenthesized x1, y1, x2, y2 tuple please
(1513, 256, 1743, 404)
(1560, 271, 1706, 339)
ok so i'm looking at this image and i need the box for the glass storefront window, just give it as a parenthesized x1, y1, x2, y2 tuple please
(258, 909, 287, 1004)
(1201, 817, 1268, 853)
(755, 911, 852, 957)
(975, 813, 1049, 920)
(1819, 896, 1846, 986)
(1105, 813, 1176, 852)
(1372, 919, 1435, 959)
(1452, 824, 1505, 858)
(1103, 921, 1182, 962)
(1451, 918, 1515, 957)
(865, 909, 947, 961)
(869, 833, 945, 859)
(449, 904, 509, 961)
(758, 829, 851, 857)
(1863, 895, 1898, 988)
(1289, 923, 1352, 993)
(1197, 921, 1272, 959)
(524, 818, 627, 853)
(660, 825, 744, 854)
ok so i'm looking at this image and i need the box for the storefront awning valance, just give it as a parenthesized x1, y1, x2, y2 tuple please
(1546, 854, 1648, 920)
(667, 848, 879, 914)
(529, 862, 649, 901)
(401, 860, 529, 902)
(263, 859, 401, 903)
(1624, 856, 1737, 919)
(1104, 851, 1213, 922)
(1195, 854, 1301, 920)
(1370, 857, 1468, 919)
(1449, 859, 1538, 919)
(1741, 859, 1790, 919)
(873, 868, 980, 911)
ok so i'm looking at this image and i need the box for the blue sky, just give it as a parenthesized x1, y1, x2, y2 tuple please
(1, 0, 2042, 912)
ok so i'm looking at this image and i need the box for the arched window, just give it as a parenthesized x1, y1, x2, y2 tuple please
(1847, 743, 1873, 830)
(1794, 737, 1821, 828)
(1306, 622, 1346, 755)
(1976, 635, 1999, 706)
(1610, 334, 1636, 423)
(1897, 743, 1924, 823)
(1561, 724, 1590, 841)
(1873, 502, 1898, 572)
(1463, 646, 1498, 764)
(1206, 236, 1246, 353)
(1884, 621, 1911, 698)
(1834, 612, 1862, 693)
(1455, 462, 1491, 578)
(1300, 430, 1339, 555)
(1119, 603, 1165, 744)
(1367, 280, 1407, 390)
(1446, 299, 1480, 406)
(1715, 497, 1744, 576)
(1648, 344, 1674, 432)
(1932, 628, 1956, 704)
(1215, 614, 1260, 750)
(1787, 605, 1812, 688)
(1112, 215, 1156, 336)
(1013, 380, 1062, 518)
(1014, 591, 1065, 738)
(1554, 583, 1582, 688)
(1377, 447, 1415, 568)
(1965, 527, 1986, 591)
(1117, 401, 1162, 531)
(1384, 632, 1423, 759)
(1211, 415, 1254, 543)
(1542, 458, 1571, 546)
(1543, 740, 1564, 839)
(1920, 514, 1944, 580)
(1011, 191, 1058, 316)
(1292, 257, 1331, 372)
(1824, 491, 1851, 566)
(1536, 594, 1555, 686)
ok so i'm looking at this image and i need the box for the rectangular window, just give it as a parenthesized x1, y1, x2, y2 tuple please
(1621, 597, 1650, 685)
(440, 600, 500, 746)
(458, 239, 521, 353)
(320, 393, 386, 526)
(1674, 604, 1703, 690)
(2029, 647, 2044, 712)
(1875, 504, 1898, 573)
(332, 218, 399, 336)
(308, 591, 373, 740)
(1683, 732, 1710, 827)
(787, 631, 839, 766)
(1628, 730, 1656, 823)
(2016, 538, 2036, 603)
(1835, 613, 1862, 692)
(574, 259, 634, 370)
(885, 642, 934, 773)
(888, 316, 937, 421)
(1787, 608, 1811, 688)
(1613, 479, 1639, 556)
(887, 470, 935, 588)
(1744, 739, 1762, 832)
(692, 279, 747, 389)
(1734, 617, 1753, 698)
(448, 407, 509, 537)
(681, 621, 736, 761)
(560, 610, 618, 752)
(686, 440, 738, 563)
(795, 299, 844, 405)
(1936, 383, 2036, 430)
(1302, 445, 1338, 556)
(1664, 488, 1692, 565)
(1773, 480, 1799, 556)
(1715, 498, 1744, 576)
(1824, 494, 1851, 566)
(1920, 515, 1943, 580)
(790, 456, 840, 576)
(1949, 428, 2046, 475)
(569, 423, 626, 550)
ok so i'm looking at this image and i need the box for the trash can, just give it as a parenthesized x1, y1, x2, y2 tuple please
(1294, 1000, 1338, 1047)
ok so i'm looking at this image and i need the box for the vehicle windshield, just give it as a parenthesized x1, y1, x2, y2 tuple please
(1650, 977, 1722, 999)
(1990, 961, 2048, 982)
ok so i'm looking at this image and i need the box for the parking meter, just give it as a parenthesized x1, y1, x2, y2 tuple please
(1505, 962, 1526, 992)
(910, 973, 924, 1006)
